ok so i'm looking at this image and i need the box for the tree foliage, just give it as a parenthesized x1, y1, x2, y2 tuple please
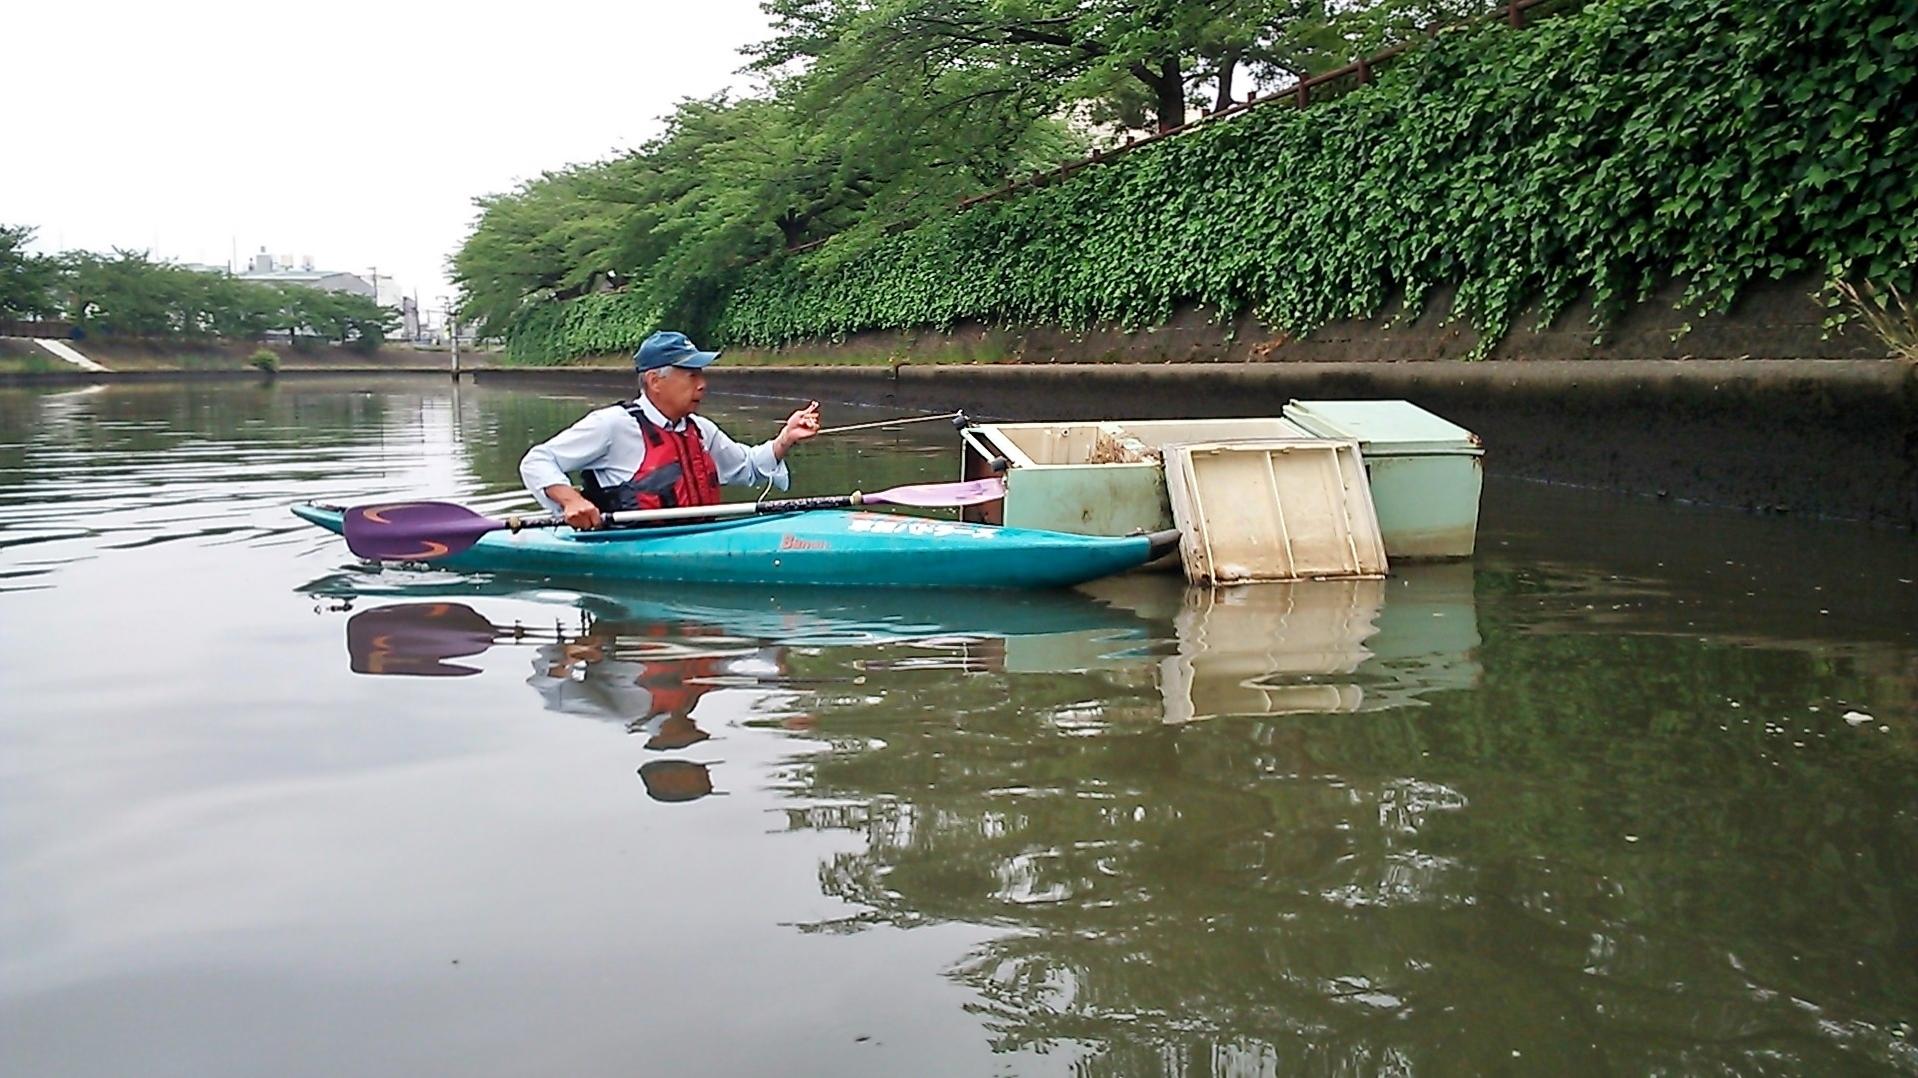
(457, 82, 1083, 362)
(455, 96, 858, 346)
(458, 0, 1415, 362)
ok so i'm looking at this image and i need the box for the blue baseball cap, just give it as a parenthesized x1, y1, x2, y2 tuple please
(635, 331, 721, 372)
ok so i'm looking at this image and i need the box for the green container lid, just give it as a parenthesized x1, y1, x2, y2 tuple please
(1281, 400, 1482, 456)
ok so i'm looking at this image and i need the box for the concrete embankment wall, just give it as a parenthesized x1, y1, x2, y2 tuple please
(725, 275, 1886, 367)
(478, 360, 1918, 530)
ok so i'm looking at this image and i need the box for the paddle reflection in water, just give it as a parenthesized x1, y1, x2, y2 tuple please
(345, 602, 502, 677)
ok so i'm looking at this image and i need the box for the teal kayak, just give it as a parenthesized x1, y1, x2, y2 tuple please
(292, 503, 1178, 590)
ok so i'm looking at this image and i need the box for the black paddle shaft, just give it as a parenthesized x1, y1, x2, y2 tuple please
(755, 493, 860, 513)
(509, 492, 863, 532)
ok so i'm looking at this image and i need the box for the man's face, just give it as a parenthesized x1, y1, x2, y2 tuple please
(646, 366, 705, 420)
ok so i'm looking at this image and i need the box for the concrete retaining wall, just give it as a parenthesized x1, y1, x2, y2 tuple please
(727, 274, 1886, 366)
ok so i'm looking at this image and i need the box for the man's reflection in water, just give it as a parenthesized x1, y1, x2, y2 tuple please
(528, 623, 780, 803)
(346, 602, 787, 803)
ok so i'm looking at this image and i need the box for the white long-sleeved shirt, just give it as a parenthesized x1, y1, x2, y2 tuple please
(519, 394, 789, 514)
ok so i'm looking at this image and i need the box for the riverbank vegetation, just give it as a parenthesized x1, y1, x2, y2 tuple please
(0, 227, 399, 350)
(456, 0, 1916, 364)
(1831, 281, 1918, 363)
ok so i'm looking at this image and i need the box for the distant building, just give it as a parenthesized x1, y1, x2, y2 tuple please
(234, 247, 374, 297)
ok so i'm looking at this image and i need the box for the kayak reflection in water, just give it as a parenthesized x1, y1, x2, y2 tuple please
(343, 600, 768, 803)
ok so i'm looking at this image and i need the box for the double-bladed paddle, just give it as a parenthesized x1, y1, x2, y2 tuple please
(342, 477, 1007, 562)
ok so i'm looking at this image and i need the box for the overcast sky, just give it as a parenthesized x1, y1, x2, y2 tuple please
(4, 0, 774, 311)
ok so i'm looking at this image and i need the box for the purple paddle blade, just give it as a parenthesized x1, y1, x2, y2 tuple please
(343, 501, 504, 561)
(865, 477, 1006, 508)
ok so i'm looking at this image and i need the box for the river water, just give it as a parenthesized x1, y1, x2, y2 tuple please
(2, 378, 1914, 1076)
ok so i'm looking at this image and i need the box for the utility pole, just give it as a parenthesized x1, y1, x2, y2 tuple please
(443, 296, 459, 380)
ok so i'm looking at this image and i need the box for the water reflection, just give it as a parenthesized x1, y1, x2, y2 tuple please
(345, 601, 499, 677)
(528, 608, 735, 801)
(773, 571, 1918, 1073)
(342, 597, 763, 802)
(319, 581, 1158, 674)
(1087, 565, 1481, 722)
(318, 564, 1488, 742)
(6, 382, 1916, 1075)
(313, 581, 1166, 802)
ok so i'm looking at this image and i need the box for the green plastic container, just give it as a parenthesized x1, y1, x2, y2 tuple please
(1280, 400, 1484, 559)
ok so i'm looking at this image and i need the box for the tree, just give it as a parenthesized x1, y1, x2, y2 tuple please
(2, 232, 402, 344)
(0, 225, 63, 320)
(61, 250, 180, 336)
(454, 94, 900, 336)
(279, 287, 398, 348)
(203, 274, 283, 339)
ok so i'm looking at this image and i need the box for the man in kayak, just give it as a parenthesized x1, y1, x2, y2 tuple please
(520, 330, 821, 529)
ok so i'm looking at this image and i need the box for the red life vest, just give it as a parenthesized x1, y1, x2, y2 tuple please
(581, 402, 721, 513)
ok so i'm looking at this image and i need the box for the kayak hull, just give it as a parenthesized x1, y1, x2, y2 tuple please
(293, 504, 1169, 590)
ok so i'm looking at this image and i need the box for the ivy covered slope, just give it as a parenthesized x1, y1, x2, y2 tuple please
(712, 0, 1916, 352)
(505, 291, 662, 367)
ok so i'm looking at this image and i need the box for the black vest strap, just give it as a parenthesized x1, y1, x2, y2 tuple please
(623, 401, 664, 447)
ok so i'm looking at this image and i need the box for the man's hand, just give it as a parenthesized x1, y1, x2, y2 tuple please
(774, 400, 822, 459)
(546, 484, 604, 530)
